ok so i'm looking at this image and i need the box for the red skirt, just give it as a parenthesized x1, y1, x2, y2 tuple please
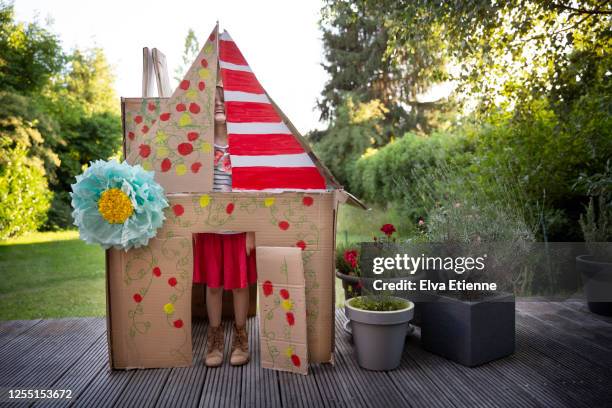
(193, 233, 257, 290)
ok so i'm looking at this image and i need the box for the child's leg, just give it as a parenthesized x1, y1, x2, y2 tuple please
(206, 286, 223, 327)
(232, 287, 249, 327)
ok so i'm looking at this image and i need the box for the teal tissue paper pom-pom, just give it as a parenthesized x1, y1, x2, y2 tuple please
(70, 159, 169, 250)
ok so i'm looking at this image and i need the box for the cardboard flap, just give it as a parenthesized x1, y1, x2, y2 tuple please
(123, 25, 219, 194)
(256, 246, 308, 375)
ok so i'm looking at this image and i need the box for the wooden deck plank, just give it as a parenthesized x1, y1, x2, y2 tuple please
(71, 367, 133, 408)
(517, 302, 612, 349)
(0, 319, 41, 348)
(1, 301, 612, 408)
(333, 313, 411, 408)
(556, 300, 612, 324)
(515, 321, 612, 383)
(0, 319, 99, 388)
(336, 313, 454, 407)
(9, 319, 105, 390)
(516, 310, 612, 369)
(199, 320, 241, 408)
(407, 335, 539, 408)
(155, 319, 207, 408)
(241, 317, 281, 408)
(33, 333, 109, 407)
(512, 329, 612, 407)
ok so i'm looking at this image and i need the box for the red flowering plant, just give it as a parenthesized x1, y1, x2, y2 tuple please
(336, 242, 362, 299)
(373, 223, 398, 245)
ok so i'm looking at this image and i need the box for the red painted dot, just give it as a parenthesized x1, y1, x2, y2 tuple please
(296, 240, 306, 251)
(160, 112, 171, 121)
(148, 102, 156, 111)
(161, 158, 172, 172)
(189, 103, 201, 114)
(178, 143, 193, 156)
(198, 81, 206, 91)
(286, 312, 295, 326)
(209, 33, 215, 41)
(173, 319, 184, 328)
(128, 131, 135, 140)
(134, 115, 143, 124)
(226, 203, 235, 214)
(278, 221, 290, 230)
(179, 80, 190, 90)
(191, 162, 202, 173)
(176, 103, 186, 112)
(280, 289, 290, 300)
(263, 280, 273, 297)
(302, 196, 313, 206)
(141, 125, 149, 134)
(187, 132, 199, 141)
(168, 277, 178, 287)
(152, 267, 161, 277)
(139, 144, 151, 158)
(173, 204, 184, 217)
(201, 58, 208, 68)
(133, 293, 143, 303)
(291, 354, 301, 367)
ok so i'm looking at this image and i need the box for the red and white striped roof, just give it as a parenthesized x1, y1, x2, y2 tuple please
(219, 30, 327, 191)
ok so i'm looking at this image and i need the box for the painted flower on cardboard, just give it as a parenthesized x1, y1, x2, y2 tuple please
(71, 160, 168, 250)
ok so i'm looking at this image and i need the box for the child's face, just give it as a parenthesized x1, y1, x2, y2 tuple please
(214, 86, 226, 124)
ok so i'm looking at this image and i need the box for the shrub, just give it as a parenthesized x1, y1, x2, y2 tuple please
(351, 131, 473, 221)
(0, 144, 52, 239)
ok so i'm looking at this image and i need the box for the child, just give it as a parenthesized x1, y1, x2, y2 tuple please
(193, 81, 256, 367)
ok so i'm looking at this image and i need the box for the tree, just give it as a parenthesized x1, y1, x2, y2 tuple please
(318, 0, 451, 134)
(174, 29, 200, 82)
(0, 1, 64, 94)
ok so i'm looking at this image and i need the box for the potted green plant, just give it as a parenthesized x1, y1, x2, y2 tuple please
(577, 194, 612, 316)
(415, 173, 534, 366)
(345, 294, 414, 370)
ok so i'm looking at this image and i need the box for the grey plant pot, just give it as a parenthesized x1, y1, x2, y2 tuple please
(420, 292, 515, 367)
(576, 254, 612, 317)
(345, 297, 414, 371)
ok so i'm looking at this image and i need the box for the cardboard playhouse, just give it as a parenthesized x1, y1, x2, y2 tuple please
(107, 24, 364, 374)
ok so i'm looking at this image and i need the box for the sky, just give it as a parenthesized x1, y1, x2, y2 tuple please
(14, 0, 329, 133)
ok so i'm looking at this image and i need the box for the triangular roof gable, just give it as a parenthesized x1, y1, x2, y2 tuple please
(125, 25, 341, 193)
(218, 30, 338, 191)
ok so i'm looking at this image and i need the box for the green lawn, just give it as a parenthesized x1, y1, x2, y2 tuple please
(0, 205, 393, 320)
(0, 231, 106, 320)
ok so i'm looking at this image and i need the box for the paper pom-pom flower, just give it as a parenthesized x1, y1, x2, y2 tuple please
(71, 160, 169, 250)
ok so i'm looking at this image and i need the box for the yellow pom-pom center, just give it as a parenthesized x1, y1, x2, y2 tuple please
(98, 188, 134, 224)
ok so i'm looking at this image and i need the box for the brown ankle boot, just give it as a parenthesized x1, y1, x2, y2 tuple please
(230, 323, 249, 366)
(205, 325, 224, 367)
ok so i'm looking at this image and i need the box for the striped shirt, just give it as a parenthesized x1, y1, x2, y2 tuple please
(213, 144, 232, 192)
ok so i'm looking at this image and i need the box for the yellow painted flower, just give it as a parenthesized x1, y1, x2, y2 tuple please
(198, 68, 210, 79)
(179, 113, 192, 127)
(141, 160, 153, 171)
(98, 188, 134, 224)
(204, 43, 213, 55)
(186, 89, 198, 100)
(176, 164, 187, 176)
(201, 142, 212, 153)
(285, 346, 294, 358)
(281, 299, 293, 311)
(155, 130, 167, 144)
(156, 146, 169, 158)
(163, 303, 175, 315)
(264, 197, 275, 207)
(199, 194, 211, 208)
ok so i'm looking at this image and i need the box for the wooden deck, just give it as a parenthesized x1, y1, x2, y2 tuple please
(1, 301, 611, 407)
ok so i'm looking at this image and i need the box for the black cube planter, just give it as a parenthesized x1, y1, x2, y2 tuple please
(420, 292, 515, 367)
